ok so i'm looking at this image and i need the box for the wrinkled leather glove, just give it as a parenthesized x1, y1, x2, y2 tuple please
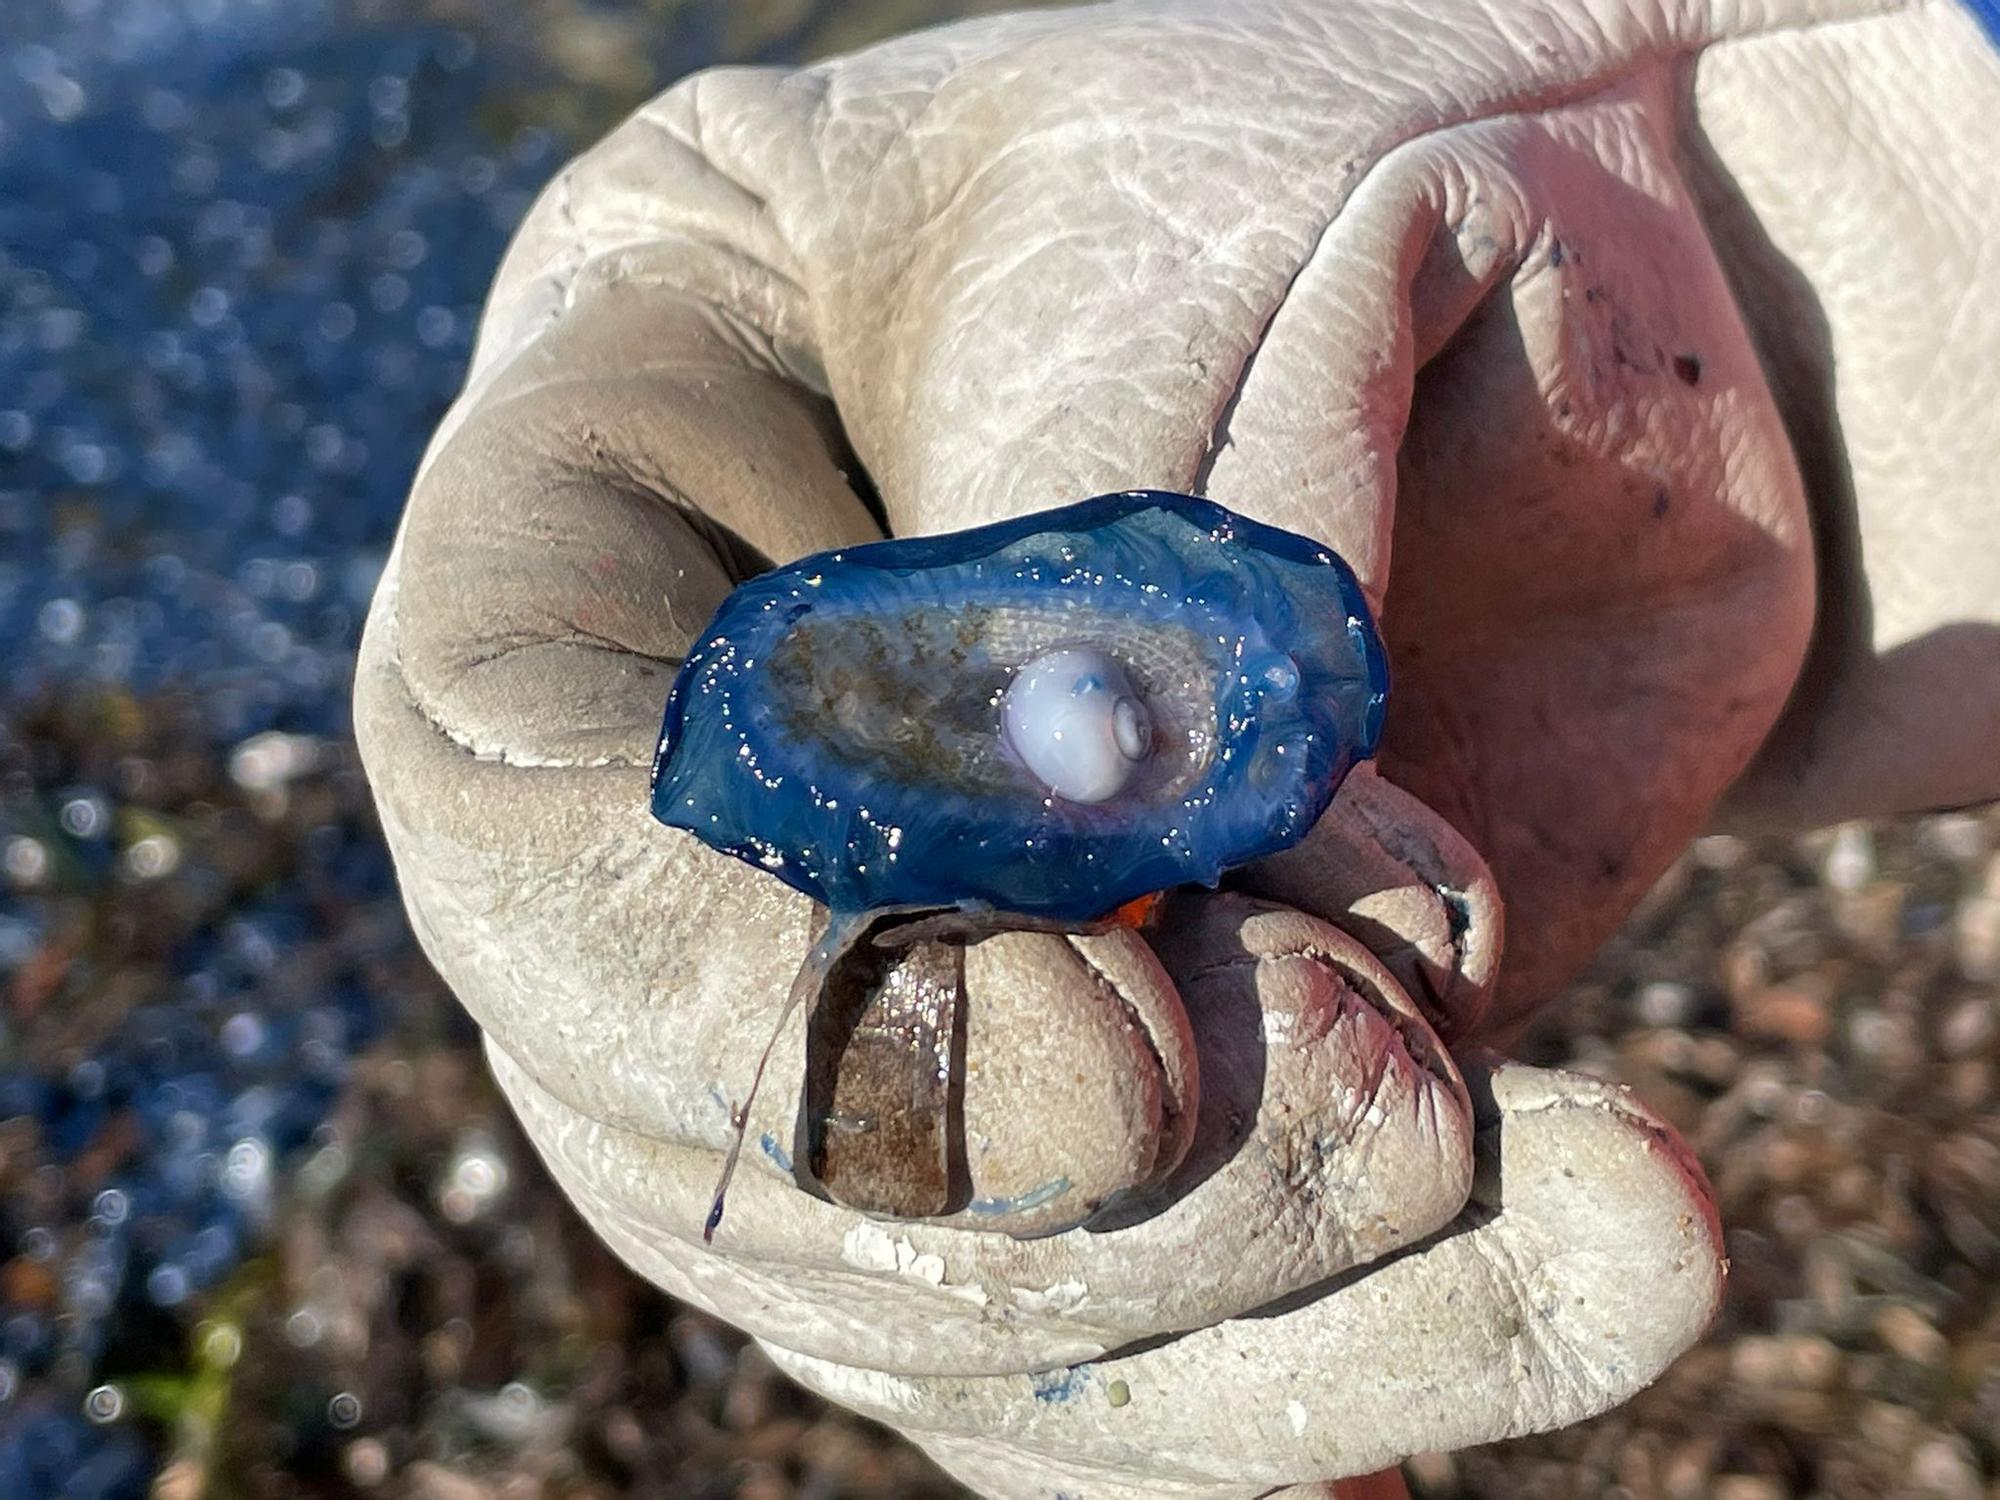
(354, 0, 2000, 1494)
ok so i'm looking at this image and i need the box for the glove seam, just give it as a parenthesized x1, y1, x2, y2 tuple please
(382, 590, 653, 771)
(399, 682, 650, 770)
(639, 80, 807, 287)
(1181, 928, 1461, 1099)
(1063, 937, 1185, 1192)
(1274, 941, 1461, 1100)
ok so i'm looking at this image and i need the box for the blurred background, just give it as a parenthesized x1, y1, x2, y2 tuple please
(0, 2, 1994, 1497)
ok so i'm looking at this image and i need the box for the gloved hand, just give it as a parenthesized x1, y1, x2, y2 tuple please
(353, 0, 2000, 1495)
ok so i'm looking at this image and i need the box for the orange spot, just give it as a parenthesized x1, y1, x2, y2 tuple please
(1108, 891, 1165, 930)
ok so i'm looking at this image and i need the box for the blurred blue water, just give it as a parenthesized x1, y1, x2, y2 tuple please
(0, 0, 560, 740)
(0, 2, 706, 1488)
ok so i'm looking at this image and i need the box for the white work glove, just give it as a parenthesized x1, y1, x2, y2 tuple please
(353, 1, 2000, 1494)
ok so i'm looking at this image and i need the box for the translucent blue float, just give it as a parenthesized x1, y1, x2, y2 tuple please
(650, 489, 1389, 925)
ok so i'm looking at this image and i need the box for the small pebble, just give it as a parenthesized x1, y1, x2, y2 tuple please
(1634, 980, 1697, 1029)
(1823, 824, 1876, 892)
(1735, 982, 1832, 1046)
(340, 1437, 389, 1489)
(1729, 1334, 1842, 1391)
(1940, 998, 1996, 1058)
(1711, 1476, 1787, 1500)
(1956, 894, 2000, 981)
(1875, 1303, 1949, 1366)
(1909, 1436, 1984, 1500)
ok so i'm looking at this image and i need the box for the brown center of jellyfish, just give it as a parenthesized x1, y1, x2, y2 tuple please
(763, 601, 1220, 802)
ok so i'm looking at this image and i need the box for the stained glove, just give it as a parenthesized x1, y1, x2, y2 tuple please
(354, 1, 2000, 1494)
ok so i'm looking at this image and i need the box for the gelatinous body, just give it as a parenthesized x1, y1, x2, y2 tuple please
(651, 490, 1388, 926)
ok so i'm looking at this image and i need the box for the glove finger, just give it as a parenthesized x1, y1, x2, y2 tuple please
(1234, 763, 1504, 1043)
(486, 893, 1474, 1377)
(759, 1056, 1723, 1495)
